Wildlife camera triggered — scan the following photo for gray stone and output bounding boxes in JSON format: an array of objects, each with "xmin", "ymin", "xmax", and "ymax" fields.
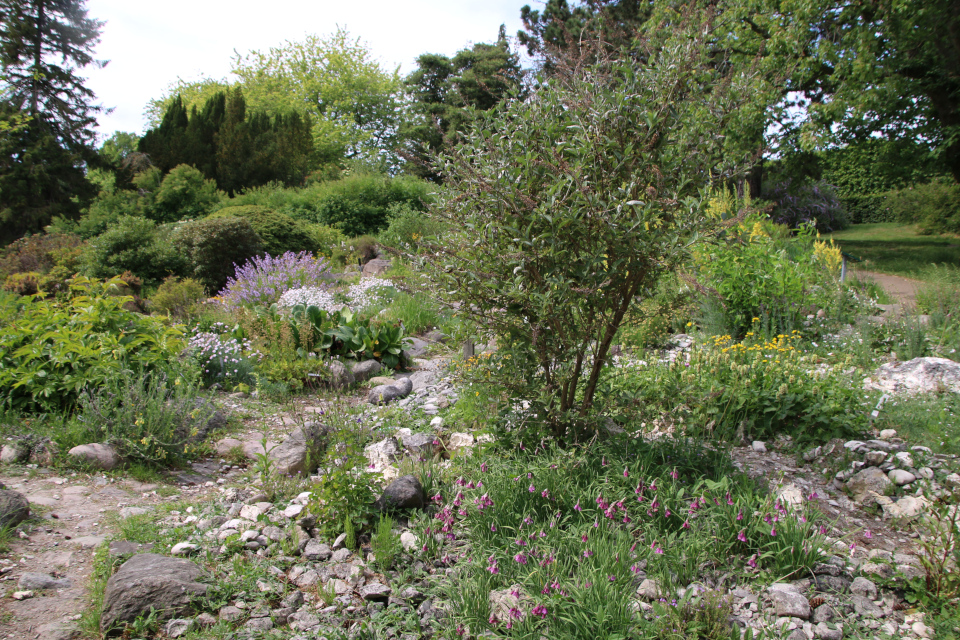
[
  {"xmin": 368, "ymin": 378, "xmax": 413, "ymax": 405},
  {"xmin": 1, "ymin": 441, "xmax": 30, "ymax": 464},
  {"xmin": 351, "ymin": 359, "xmax": 383, "ymax": 382},
  {"xmin": 109, "ymin": 540, "xmax": 153, "ymax": 557},
  {"xmin": 302, "ymin": 539, "xmax": 331, "ymax": 561},
  {"xmin": 281, "ymin": 590, "xmax": 304, "ymax": 610},
  {"xmin": 401, "ymin": 432, "xmax": 435, "ymax": 456},
  {"xmin": 362, "ymin": 259, "xmax": 392, "ymax": 277},
  {"xmin": 882, "ymin": 495, "xmax": 928, "ymax": 520},
  {"xmin": 865, "ymin": 356, "xmax": 960, "ymax": 395},
  {"xmin": 888, "ymin": 469, "xmax": 916, "ymax": 485},
  {"xmin": 245, "ymin": 617, "xmax": 274, "ymax": 631},
  {"xmin": 0, "ymin": 489, "xmax": 29, "ymax": 528},
  {"xmin": 845, "ymin": 467, "xmax": 893, "ymax": 501},
  {"xmin": 850, "ymin": 594, "xmax": 884, "ymax": 618},
  {"xmin": 218, "ymin": 605, "xmax": 243, "ymax": 622},
  {"xmin": 288, "ymin": 610, "xmax": 320, "ymax": 631},
  {"xmin": 68, "ymin": 443, "xmax": 121, "ymax": 470},
  {"xmin": 375, "ymin": 475, "xmax": 425, "ymax": 511},
  {"xmin": 18, "ymin": 572, "xmax": 73, "ymax": 590},
  {"xmin": 767, "ymin": 585, "xmax": 810, "ymax": 619},
  {"xmin": 331, "ymin": 548, "xmax": 352, "ymax": 563},
  {"xmin": 751, "ymin": 441, "xmax": 767, "ymax": 453},
  {"xmin": 195, "ymin": 612, "xmax": 217, "ymax": 627},
  {"xmin": 864, "ymin": 451, "xmax": 887, "ymax": 466},
  {"xmin": 326, "ymin": 360, "xmax": 355, "ymax": 389},
  {"xmin": 100, "ymin": 554, "xmax": 208, "ymax": 632},
  {"xmin": 814, "ymin": 575, "xmax": 850, "ymax": 593},
  {"xmin": 359, "ymin": 582, "xmax": 392, "ymax": 601},
  {"xmin": 404, "ymin": 338, "xmax": 430, "ymax": 359},
  {"xmin": 400, "ymin": 531, "xmax": 419, "ymax": 552},
  {"xmin": 637, "ymin": 579, "xmax": 660, "ymax": 599},
  {"xmin": 812, "ymin": 604, "xmax": 834, "ymax": 624},
  {"xmin": 814, "ymin": 622, "xmax": 843, "ymax": 640},
  {"xmin": 28, "ymin": 439, "xmax": 58, "ymax": 466},
  {"xmin": 32, "ymin": 622, "xmax": 79, "ymax": 640},
  {"xmin": 364, "ymin": 437, "xmax": 402, "ymax": 468},
  {"xmin": 408, "ymin": 370, "xmax": 437, "ymax": 391},
  {"xmin": 164, "ymin": 619, "xmax": 193, "ymax": 638},
  {"xmin": 268, "ymin": 422, "xmax": 330, "ymax": 476},
  {"xmin": 170, "ymin": 542, "xmax": 199, "ymax": 556},
  {"xmin": 850, "ymin": 577, "xmax": 877, "ymax": 599}
]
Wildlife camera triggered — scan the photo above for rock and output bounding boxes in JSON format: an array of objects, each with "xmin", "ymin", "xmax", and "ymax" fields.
[
  {"xmin": 32, "ymin": 622, "xmax": 79, "ymax": 640},
  {"xmin": 888, "ymin": 469, "xmax": 916, "ymax": 486},
  {"xmin": 405, "ymin": 338, "xmax": 430, "ymax": 359},
  {"xmin": 1, "ymin": 441, "xmax": 30, "ymax": 464},
  {"xmin": 218, "ymin": 605, "xmax": 243, "ymax": 622},
  {"xmin": 170, "ymin": 542, "xmax": 200, "ymax": 556},
  {"xmin": 0, "ymin": 489, "xmax": 29, "ymax": 528},
  {"xmin": 288, "ymin": 610, "xmax": 320, "ymax": 631},
  {"xmin": 882, "ymin": 495, "xmax": 928, "ymax": 520},
  {"xmin": 814, "ymin": 622, "xmax": 843, "ymax": 640},
  {"xmin": 400, "ymin": 531, "xmax": 419, "ymax": 552},
  {"xmin": 368, "ymin": 378, "xmax": 413, "ymax": 405},
  {"xmin": 118, "ymin": 507, "xmax": 149, "ymax": 518},
  {"xmin": 408, "ymin": 370, "xmax": 437, "ymax": 391},
  {"xmin": 449, "ymin": 433, "xmax": 475, "ymax": 450},
  {"xmin": 401, "ymin": 432, "xmax": 435, "ymax": 456},
  {"xmin": 945, "ymin": 473, "xmax": 960, "ymax": 490},
  {"xmin": 865, "ymin": 357, "xmax": 960, "ymax": 395},
  {"xmin": 850, "ymin": 594, "xmax": 884, "ymax": 618},
  {"xmin": 879, "ymin": 429, "xmax": 897, "ymax": 440},
  {"xmin": 18, "ymin": 572, "xmax": 73, "ymax": 590},
  {"xmin": 894, "ymin": 451, "xmax": 915, "ymax": 468},
  {"xmin": 109, "ymin": 540, "xmax": 153, "ymax": 557},
  {"xmin": 777, "ymin": 484, "xmax": 804, "ymax": 506},
  {"xmin": 195, "ymin": 612, "xmax": 217, "ymax": 627},
  {"xmin": 268, "ymin": 422, "xmax": 330, "ymax": 476},
  {"xmin": 859, "ymin": 562, "xmax": 892, "ymax": 579},
  {"xmin": 214, "ymin": 438, "xmax": 244, "ymax": 457},
  {"xmin": 326, "ymin": 360, "xmax": 355, "ymax": 389},
  {"xmin": 99, "ymin": 554, "xmax": 208, "ymax": 632},
  {"xmin": 751, "ymin": 441, "xmax": 767, "ymax": 453},
  {"xmin": 813, "ymin": 604, "xmax": 834, "ymax": 624},
  {"xmin": 864, "ymin": 451, "xmax": 887, "ymax": 466},
  {"xmin": 72, "ymin": 535, "xmax": 105, "ymax": 549},
  {"xmin": 637, "ymin": 579, "xmax": 660, "ymax": 599},
  {"xmin": 845, "ymin": 467, "xmax": 892, "ymax": 502},
  {"xmin": 367, "ymin": 376, "xmax": 396, "ymax": 387},
  {"xmin": 68, "ymin": 443, "xmax": 121, "ymax": 470},
  {"xmin": 282, "ymin": 590, "xmax": 304, "ymax": 610},
  {"xmin": 365, "ymin": 437, "xmax": 402, "ymax": 469},
  {"xmin": 489, "ymin": 585, "xmax": 528, "ymax": 620},
  {"xmin": 12, "ymin": 590, "xmax": 33, "ymax": 600},
  {"xmin": 164, "ymin": 619, "xmax": 193, "ymax": 638},
  {"xmin": 28, "ymin": 439, "xmax": 58, "ymax": 466},
  {"xmin": 767, "ymin": 585, "xmax": 810, "ymax": 619},
  {"xmin": 245, "ymin": 617, "xmax": 274, "ymax": 631},
  {"xmin": 302, "ymin": 539, "xmax": 332, "ymax": 561},
  {"xmin": 359, "ymin": 583, "xmax": 392, "ymax": 601},
  {"xmin": 850, "ymin": 577, "xmax": 877, "ymax": 599},
  {"xmin": 362, "ymin": 259, "xmax": 392, "ymax": 277},
  {"xmin": 351, "ymin": 359, "xmax": 383, "ymax": 382},
  {"xmin": 375, "ymin": 475, "xmax": 425, "ymax": 511},
  {"xmin": 814, "ymin": 575, "xmax": 850, "ymax": 593}
]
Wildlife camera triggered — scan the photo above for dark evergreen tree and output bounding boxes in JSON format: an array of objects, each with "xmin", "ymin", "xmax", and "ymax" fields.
[{"xmin": 0, "ymin": 0, "xmax": 105, "ymax": 241}]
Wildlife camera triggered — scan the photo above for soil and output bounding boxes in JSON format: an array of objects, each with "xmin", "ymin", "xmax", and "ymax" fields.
[{"xmin": 856, "ymin": 270, "xmax": 923, "ymax": 307}]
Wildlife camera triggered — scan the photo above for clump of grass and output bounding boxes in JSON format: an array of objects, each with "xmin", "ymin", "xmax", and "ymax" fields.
[
  {"xmin": 875, "ymin": 393, "xmax": 960, "ymax": 454},
  {"xmin": 371, "ymin": 514, "xmax": 402, "ymax": 571}
]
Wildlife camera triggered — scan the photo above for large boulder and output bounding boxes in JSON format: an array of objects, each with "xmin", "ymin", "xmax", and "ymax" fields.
[
  {"xmin": 100, "ymin": 554, "xmax": 208, "ymax": 633},
  {"xmin": 361, "ymin": 259, "xmax": 391, "ymax": 277},
  {"xmin": 68, "ymin": 443, "xmax": 121, "ymax": 470},
  {"xmin": 0, "ymin": 489, "xmax": 29, "ymax": 528},
  {"xmin": 375, "ymin": 475, "xmax": 425, "ymax": 511},
  {"xmin": 268, "ymin": 422, "xmax": 330, "ymax": 476},
  {"xmin": 351, "ymin": 359, "xmax": 383, "ymax": 383},
  {"xmin": 365, "ymin": 437, "xmax": 402, "ymax": 469},
  {"xmin": 326, "ymin": 360, "xmax": 355, "ymax": 389},
  {"xmin": 845, "ymin": 467, "xmax": 893, "ymax": 502},
  {"xmin": 0, "ymin": 441, "xmax": 30, "ymax": 464},
  {"xmin": 865, "ymin": 357, "xmax": 960, "ymax": 395},
  {"xmin": 368, "ymin": 377, "xmax": 413, "ymax": 405}
]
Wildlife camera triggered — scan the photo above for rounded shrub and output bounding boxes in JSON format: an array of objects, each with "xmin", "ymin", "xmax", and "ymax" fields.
[
  {"xmin": 173, "ymin": 216, "xmax": 263, "ymax": 293},
  {"xmin": 211, "ymin": 205, "xmax": 315, "ymax": 256},
  {"xmin": 150, "ymin": 164, "xmax": 222, "ymax": 223},
  {"xmin": 149, "ymin": 276, "xmax": 208, "ymax": 319},
  {"xmin": 82, "ymin": 216, "xmax": 185, "ymax": 286}
]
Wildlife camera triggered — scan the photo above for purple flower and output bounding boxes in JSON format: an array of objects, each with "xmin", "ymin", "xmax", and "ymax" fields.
[
  {"xmin": 218, "ymin": 252, "xmax": 331, "ymax": 309},
  {"xmin": 531, "ymin": 604, "xmax": 548, "ymax": 619}
]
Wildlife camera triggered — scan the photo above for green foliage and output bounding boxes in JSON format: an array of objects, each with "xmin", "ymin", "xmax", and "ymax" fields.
[
  {"xmin": 0, "ymin": 232, "xmax": 84, "ymax": 280},
  {"xmin": 1, "ymin": 271, "xmax": 40, "ymax": 295},
  {"xmin": 311, "ymin": 174, "xmax": 431, "ymax": 237},
  {"xmin": 172, "ymin": 216, "xmax": 263, "ymax": 293},
  {"xmin": 825, "ymin": 223, "xmax": 960, "ymax": 278},
  {"xmin": 344, "ymin": 515, "xmax": 357, "ymax": 551},
  {"xmin": 376, "ymin": 291, "xmax": 444, "ymax": 337},
  {"xmin": 370, "ymin": 514, "xmax": 401, "ymax": 571},
  {"xmin": 210, "ymin": 205, "xmax": 314, "ymax": 256},
  {"xmin": 149, "ymin": 164, "xmax": 222, "ymax": 223},
  {"xmin": 378, "ymin": 203, "xmax": 447, "ymax": 252},
  {"xmin": 883, "ymin": 178, "xmax": 960, "ymax": 235},
  {"xmin": 0, "ymin": 276, "xmax": 186, "ymax": 412},
  {"xmin": 282, "ymin": 304, "xmax": 409, "ymax": 369},
  {"xmin": 58, "ymin": 371, "xmax": 211, "ymax": 467},
  {"xmin": 650, "ymin": 590, "xmax": 737, "ymax": 640},
  {"xmin": 305, "ymin": 223, "xmax": 345, "ymax": 257},
  {"xmin": 82, "ymin": 216, "xmax": 184, "ymax": 286},
  {"xmin": 425, "ymin": 17, "xmax": 776, "ymax": 438},
  {"xmin": 149, "ymin": 276, "xmax": 207, "ymax": 319}
]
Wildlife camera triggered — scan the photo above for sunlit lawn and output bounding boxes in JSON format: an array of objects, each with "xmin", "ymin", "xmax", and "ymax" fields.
[{"xmin": 825, "ymin": 223, "xmax": 960, "ymax": 278}]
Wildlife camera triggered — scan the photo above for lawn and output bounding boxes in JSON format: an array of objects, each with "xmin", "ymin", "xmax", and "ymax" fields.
[{"xmin": 825, "ymin": 223, "xmax": 960, "ymax": 279}]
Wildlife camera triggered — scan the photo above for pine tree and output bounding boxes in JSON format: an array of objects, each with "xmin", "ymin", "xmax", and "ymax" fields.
[{"xmin": 0, "ymin": 0, "xmax": 105, "ymax": 241}]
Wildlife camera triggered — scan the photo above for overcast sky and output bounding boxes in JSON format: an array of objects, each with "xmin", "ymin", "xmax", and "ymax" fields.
[{"xmin": 84, "ymin": 0, "xmax": 531, "ymax": 141}]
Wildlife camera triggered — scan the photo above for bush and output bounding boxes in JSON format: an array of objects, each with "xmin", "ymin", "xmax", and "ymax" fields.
[
  {"xmin": 305, "ymin": 223, "xmax": 345, "ymax": 258},
  {"xmin": 1, "ymin": 272, "xmax": 40, "ymax": 295},
  {"xmin": 172, "ymin": 216, "xmax": 264, "ymax": 293},
  {"xmin": 764, "ymin": 179, "xmax": 849, "ymax": 231},
  {"xmin": 0, "ymin": 276, "xmax": 186, "ymax": 412},
  {"xmin": 187, "ymin": 329, "xmax": 260, "ymax": 389},
  {"xmin": 379, "ymin": 202, "xmax": 447, "ymax": 252},
  {"xmin": 149, "ymin": 164, "xmax": 222, "ymax": 223},
  {"xmin": 217, "ymin": 252, "xmax": 332, "ymax": 309},
  {"xmin": 149, "ymin": 276, "xmax": 207, "ymax": 319},
  {"xmin": 883, "ymin": 178, "xmax": 960, "ymax": 235},
  {"xmin": 211, "ymin": 205, "xmax": 315, "ymax": 256},
  {"xmin": 308, "ymin": 173, "xmax": 432, "ymax": 237},
  {"xmin": 0, "ymin": 233, "xmax": 85, "ymax": 279},
  {"xmin": 82, "ymin": 216, "xmax": 185, "ymax": 286}
]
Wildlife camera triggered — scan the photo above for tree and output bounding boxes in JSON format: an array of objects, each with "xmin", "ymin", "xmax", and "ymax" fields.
[
  {"xmin": 0, "ymin": 0, "xmax": 105, "ymax": 241},
  {"xmin": 424, "ymin": 7, "xmax": 776, "ymax": 439},
  {"xmin": 400, "ymin": 27, "xmax": 525, "ymax": 181}
]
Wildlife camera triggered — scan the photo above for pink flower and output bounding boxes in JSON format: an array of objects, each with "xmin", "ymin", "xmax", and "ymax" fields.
[
  {"xmin": 624, "ymin": 467, "xmax": 629, "ymax": 478},
  {"xmin": 737, "ymin": 529, "xmax": 747, "ymax": 543},
  {"xmin": 541, "ymin": 489, "xmax": 549, "ymax": 498},
  {"xmin": 481, "ymin": 462, "xmax": 488, "ymax": 472},
  {"xmin": 488, "ymin": 614, "xmax": 497, "ymax": 625},
  {"xmin": 584, "ymin": 549, "xmax": 594, "ymax": 558},
  {"xmin": 514, "ymin": 553, "xmax": 528, "ymax": 564},
  {"xmin": 808, "ymin": 492, "xmax": 818, "ymax": 500},
  {"xmin": 491, "ymin": 524, "xmax": 497, "ymax": 532},
  {"xmin": 770, "ymin": 527, "xmax": 777, "ymax": 537},
  {"xmin": 582, "ymin": 534, "xmax": 589, "ymax": 542},
  {"xmin": 602, "ymin": 456, "xmax": 607, "ymax": 466},
  {"xmin": 663, "ymin": 509, "xmax": 671, "ymax": 518},
  {"xmin": 682, "ymin": 520, "xmax": 690, "ymax": 529},
  {"xmin": 529, "ymin": 484, "xmax": 536, "ymax": 493},
  {"xmin": 670, "ymin": 469, "xmax": 679, "ymax": 480},
  {"xmin": 737, "ymin": 510, "xmax": 743, "ymax": 521},
  {"xmin": 726, "ymin": 493, "xmax": 734, "ymax": 506},
  {"xmin": 747, "ymin": 556, "xmax": 757, "ymax": 568},
  {"xmin": 864, "ymin": 529, "xmax": 873, "ymax": 539},
  {"xmin": 574, "ymin": 501, "xmax": 582, "ymax": 511},
  {"xmin": 608, "ymin": 575, "xmax": 616, "ymax": 582},
  {"xmin": 510, "ymin": 607, "xmax": 523, "ymax": 620},
  {"xmin": 531, "ymin": 604, "xmax": 548, "ymax": 619}
]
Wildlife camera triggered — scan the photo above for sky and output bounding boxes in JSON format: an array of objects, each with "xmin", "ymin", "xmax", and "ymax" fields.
[{"xmin": 84, "ymin": 0, "xmax": 531, "ymax": 140}]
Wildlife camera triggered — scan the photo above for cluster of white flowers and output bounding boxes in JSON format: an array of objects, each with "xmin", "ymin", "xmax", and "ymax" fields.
[{"xmin": 277, "ymin": 277, "xmax": 395, "ymax": 312}]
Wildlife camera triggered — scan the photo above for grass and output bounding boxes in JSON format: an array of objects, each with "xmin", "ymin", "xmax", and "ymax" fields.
[
  {"xmin": 876, "ymin": 393, "xmax": 960, "ymax": 455},
  {"xmin": 825, "ymin": 223, "xmax": 960, "ymax": 278}
]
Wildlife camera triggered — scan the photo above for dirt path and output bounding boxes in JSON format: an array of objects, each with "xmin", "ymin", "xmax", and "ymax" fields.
[{"xmin": 855, "ymin": 270, "xmax": 923, "ymax": 307}]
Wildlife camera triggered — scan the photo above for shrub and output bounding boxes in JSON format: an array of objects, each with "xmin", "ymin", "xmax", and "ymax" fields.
[
  {"xmin": 883, "ymin": 178, "xmax": 960, "ymax": 235},
  {"xmin": 149, "ymin": 164, "xmax": 222, "ymax": 223},
  {"xmin": 149, "ymin": 276, "xmax": 207, "ymax": 319},
  {"xmin": 305, "ymin": 223, "xmax": 345, "ymax": 258},
  {"xmin": 308, "ymin": 173, "xmax": 432, "ymax": 237},
  {"xmin": 1, "ymin": 272, "xmax": 40, "ymax": 295},
  {"xmin": 764, "ymin": 179, "xmax": 849, "ymax": 231},
  {"xmin": 211, "ymin": 205, "xmax": 314, "ymax": 256},
  {"xmin": 0, "ymin": 276, "xmax": 186, "ymax": 412},
  {"xmin": 82, "ymin": 216, "xmax": 185, "ymax": 286},
  {"xmin": 379, "ymin": 202, "xmax": 447, "ymax": 252},
  {"xmin": 187, "ymin": 329, "xmax": 260, "ymax": 389},
  {"xmin": 173, "ymin": 216, "xmax": 264, "ymax": 293},
  {"xmin": 217, "ymin": 251, "xmax": 332, "ymax": 309},
  {"xmin": 0, "ymin": 233, "xmax": 85, "ymax": 279}
]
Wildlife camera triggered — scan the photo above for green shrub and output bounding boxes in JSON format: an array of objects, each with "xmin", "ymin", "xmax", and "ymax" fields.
[
  {"xmin": 884, "ymin": 178, "xmax": 960, "ymax": 235},
  {"xmin": 1, "ymin": 272, "xmax": 40, "ymax": 295},
  {"xmin": 305, "ymin": 223, "xmax": 345, "ymax": 258},
  {"xmin": 0, "ymin": 233, "xmax": 85, "ymax": 279},
  {"xmin": 149, "ymin": 276, "xmax": 207, "ymax": 319},
  {"xmin": 840, "ymin": 193, "xmax": 897, "ymax": 223},
  {"xmin": 172, "ymin": 216, "xmax": 263, "ymax": 293},
  {"xmin": 149, "ymin": 164, "xmax": 222, "ymax": 223},
  {"xmin": 764, "ymin": 179, "xmax": 850, "ymax": 231},
  {"xmin": 82, "ymin": 216, "xmax": 185, "ymax": 286},
  {"xmin": 379, "ymin": 202, "xmax": 447, "ymax": 252},
  {"xmin": 211, "ymin": 205, "xmax": 315, "ymax": 256},
  {"xmin": 0, "ymin": 276, "xmax": 186, "ymax": 412},
  {"xmin": 309, "ymin": 173, "xmax": 432, "ymax": 237}
]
